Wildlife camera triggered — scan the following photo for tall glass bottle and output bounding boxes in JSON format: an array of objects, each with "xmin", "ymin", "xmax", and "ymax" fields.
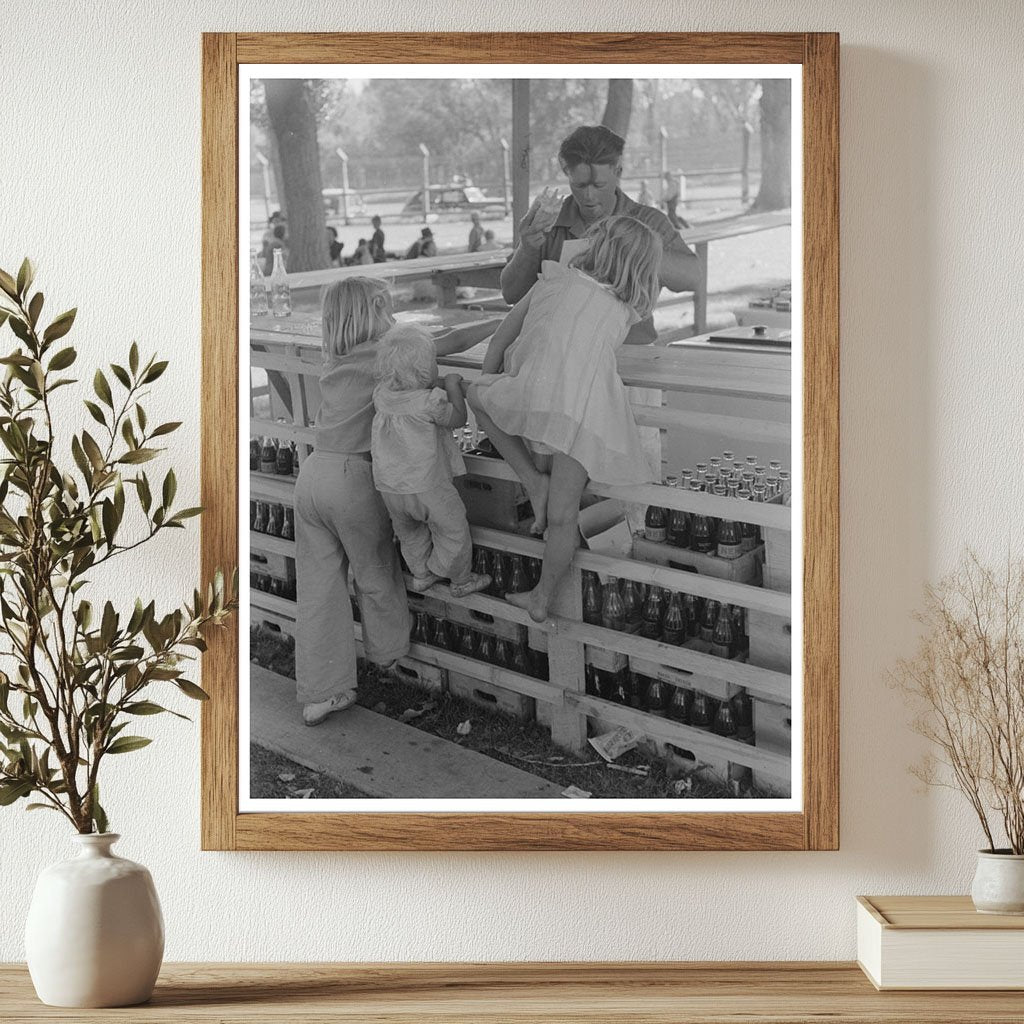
[
  {"xmin": 472, "ymin": 546, "xmax": 490, "ymax": 581},
  {"xmin": 682, "ymin": 593, "xmax": 701, "ymax": 638},
  {"xmin": 644, "ymin": 676, "xmax": 667, "ymax": 716},
  {"xmin": 249, "ymin": 249, "xmax": 269, "ymax": 316},
  {"xmin": 622, "ymin": 578, "xmax": 644, "ymax": 632},
  {"xmin": 508, "ymin": 555, "xmax": 529, "ymax": 594},
  {"xmin": 275, "ymin": 437, "xmax": 293, "ymax": 476},
  {"xmin": 259, "ymin": 435, "xmax": 278, "ymax": 475},
  {"xmin": 511, "ymin": 642, "xmax": 531, "ymax": 676},
  {"xmin": 270, "ymin": 249, "xmax": 291, "ymax": 317},
  {"xmin": 490, "ymin": 552, "xmax": 508, "ymax": 598},
  {"xmin": 601, "ymin": 576, "xmax": 626, "ymax": 631},
  {"xmin": 493, "ymin": 637, "xmax": 511, "ymax": 669},
  {"xmin": 476, "ymin": 632, "xmax": 494, "ymax": 664},
  {"xmin": 641, "ymin": 586, "xmax": 664, "ymax": 639},
  {"xmin": 711, "ymin": 603, "xmax": 735, "ymax": 658},
  {"xmin": 689, "ymin": 481, "xmax": 714, "ymax": 553},
  {"xmin": 668, "ymin": 477, "xmax": 690, "ymax": 548},
  {"xmin": 700, "ymin": 599, "xmax": 720, "ymax": 643},
  {"xmin": 737, "ymin": 487, "xmax": 759, "ymax": 553},
  {"xmin": 668, "ymin": 685, "xmax": 692, "ymax": 723},
  {"xmin": 644, "ymin": 500, "xmax": 667, "ymax": 543},
  {"xmin": 582, "ymin": 572, "xmax": 602, "ymax": 625},
  {"xmin": 716, "ymin": 516, "xmax": 743, "ymax": 559},
  {"xmin": 689, "ymin": 691, "xmax": 714, "ymax": 731},
  {"xmin": 661, "ymin": 592, "xmax": 685, "ymax": 646},
  {"xmin": 458, "ymin": 627, "xmax": 477, "ymax": 658}
]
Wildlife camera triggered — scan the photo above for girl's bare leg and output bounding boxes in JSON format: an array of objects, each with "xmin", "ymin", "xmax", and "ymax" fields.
[
  {"xmin": 506, "ymin": 453, "xmax": 588, "ymax": 623},
  {"xmin": 467, "ymin": 392, "xmax": 550, "ymax": 534}
]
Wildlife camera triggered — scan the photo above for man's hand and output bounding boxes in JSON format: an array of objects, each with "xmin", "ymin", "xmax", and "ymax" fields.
[{"xmin": 519, "ymin": 188, "xmax": 562, "ymax": 250}]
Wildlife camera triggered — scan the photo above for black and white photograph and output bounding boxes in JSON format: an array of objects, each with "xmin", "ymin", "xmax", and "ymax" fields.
[{"xmin": 242, "ymin": 64, "xmax": 800, "ymax": 811}]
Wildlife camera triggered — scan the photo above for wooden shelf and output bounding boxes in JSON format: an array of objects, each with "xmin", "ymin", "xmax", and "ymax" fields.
[{"xmin": 1, "ymin": 962, "xmax": 1019, "ymax": 1022}]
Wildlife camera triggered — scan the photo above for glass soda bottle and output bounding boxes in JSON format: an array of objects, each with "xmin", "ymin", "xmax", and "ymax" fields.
[
  {"xmin": 661, "ymin": 592, "xmax": 685, "ymax": 646},
  {"xmin": 511, "ymin": 642, "xmax": 531, "ymax": 676},
  {"xmin": 493, "ymin": 638, "xmax": 511, "ymax": 669},
  {"xmin": 716, "ymin": 516, "xmax": 743, "ymax": 559},
  {"xmin": 490, "ymin": 553, "xmax": 508, "ymax": 597},
  {"xmin": 668, "ymin": 685, "xmax": 691, "ymax": 723},
  {"xmin": 270, "ymin": 249, "xmax": 291, "ymax": 318},
  {"xmin": 249, "ymin": 249, "xmax": 269, "ymax": 316},
  {"xmin": 622, "ymin": 578, "xmax": 643, "ymax": 632},
  {"xmin": 459, "ymin": 627, "xmax": 477, "ymax": 658},
  {"xmin": 582, "ymin": 572, "xmax": 602, "ymax": 625},
  {"xmin": 641, "ymin": 586, "xmax": 664, "ymax": 639},
  {"xmin": 713, "ymin": 700, "xmax": 738, "ymax": 738},
  {"xmin": 732, "ymin": 690, "xmax": 755, "ymax": 743},
  {"xmin": 601, "ymin": 576, "xmax": 626, "ymax": 631},
  {"xmin": 731, "ymin": 604, "xmax": 748, "ymax": 654},
  {"xmin": 249, "ymin": 437, "xmax": 260, "ymax": 471},
  {"xmin": 275, "ymin": 438, "xmax": 293, "ymax": 476},
  {"xmin": 689, "ymin": 481, "xmax": 714, "ymax": 553},
  {"xmin": 711, "ymin": 604, "xmax": 735, "ymax": 658},
  {"xmin": 259, "ymin": 435, "xmax": 277, "ymax": 475},
  {"xmin": 644, "ymin": 500, "xmax": 667, "ymax": 543},
  {"xmin": 266, "ymin": 503, "xmax": 283, "ymax": 537},
  {"xmin": 700, "ymin": 599, "xmax": 720, "ymax": 643},
  {"xmin": 413, "ymin": 613, "xmax": 430, "ymax": 644},
  {"xmin": 472, "ymin": 546, "xmax": 490, "ymax": 580},
  {"xmin": 683, "ymin": 593, "xmax": 701, "ymax": 638},
  {"xmin": 508, "ymin": 555, "xmax": 529, "ymax": 595},
  {"xmin": 477, "ymin": 632, "xmax": 494, "ymax": 664},
  {"xmin": 252, "ymin": 500, "xmax": 267, "ymax": 534},
  {"xmin": 430, "ymin": 617, "xmax": 450, "ymax": 651},
  {"xmin": 290, "ymin": 441, "xmax": 300, "ymax": 478},
  {"xmin": 690, "ymin": 691, "xmax": 714, "ymax": 731},
  {"xmin": 737, "ymin": 487, "xmax": 759, "ymax": 553},
  {"xmin": 668, "ymin": 478, "xmax": 690, "ymax": 548}
]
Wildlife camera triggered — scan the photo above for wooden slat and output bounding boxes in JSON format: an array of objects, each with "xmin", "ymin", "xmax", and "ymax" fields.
[
  {"xmin": 3, "ymin": 961, "xmax": 1022, "ymax": 1022},
  {"xmin": 683, "ymin": 208, "xmax": 791, "ymax": 245},
  {"xmin": 632, "ymin": 404, "xmax": 790, "ymax": 445}
]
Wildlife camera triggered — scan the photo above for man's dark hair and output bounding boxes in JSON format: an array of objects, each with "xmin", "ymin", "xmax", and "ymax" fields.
[{"xmin": 558, "ymin": 125, "xmax": 625, "ymax": 171}]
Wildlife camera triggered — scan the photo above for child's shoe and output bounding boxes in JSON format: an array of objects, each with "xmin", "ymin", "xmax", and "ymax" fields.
[
  {"xmin": 449, "ymin": 572, "xmax": 491, "ymax": 599},
  {"xmin": 302, "ymin": 690, "xmax": 357, "ymax": 726}
]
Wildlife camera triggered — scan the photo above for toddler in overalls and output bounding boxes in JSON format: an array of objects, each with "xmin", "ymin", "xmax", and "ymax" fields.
[{"xmin": 371, "ymin": 324, "xmax": 491, "ymax": 598}]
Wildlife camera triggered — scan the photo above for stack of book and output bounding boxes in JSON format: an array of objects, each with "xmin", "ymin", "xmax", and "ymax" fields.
[{"xmin": 857, "ymin": 895, "xmax": 1024, "ymax": 990}]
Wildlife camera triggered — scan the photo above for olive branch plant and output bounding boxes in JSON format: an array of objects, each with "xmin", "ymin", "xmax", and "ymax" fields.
[
  {"xmin": 0, "ymin": 259, "xmax": 236, "ymax": 834},
  {"xmin": 894, "ymin": 551, "xmax": 1024, "ymax": 854}
]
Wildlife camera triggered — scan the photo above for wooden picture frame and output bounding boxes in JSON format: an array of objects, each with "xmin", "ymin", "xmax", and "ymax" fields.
[{"xmin": 202, "ymin": 32, "xmax": 838, "ymax": 851}]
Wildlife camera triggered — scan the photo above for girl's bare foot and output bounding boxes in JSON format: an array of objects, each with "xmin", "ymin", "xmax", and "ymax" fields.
[
  {"xmin": 528, "ymin": 473, "xmax": 550, "ymax": 535},
  {"xmin": 506, "ymin": 588, "xmax": 550, "ymax": 624}
]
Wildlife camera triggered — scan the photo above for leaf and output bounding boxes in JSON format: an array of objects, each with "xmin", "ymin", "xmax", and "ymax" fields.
[
  {"xmin": 0, "ymin": 269, "xmax": 18, "ymax": 300},
  {"xmin": 76, "ymin": 600, "xmax": 93, "ymax": 630},
  {"xmin": 150, "ymin": 421, "xmax": 181, "ymax": 438},
  {"xmin": 16, "ymin": 258, "xmax": 34, "ymax": 298},
  {"xmin": 168, "ymin": 507, "xmax": 203, "ymax": 524},
  {"xmin": 101, "ymin": 498, "xmax": 117, "ymax": 547},
  {"xmin": 93, "ymin": 369, "xmax": 113, "ymax": 409},
  {"xmin": 8, "ymin": 317, "xmax": 31, "ymax": 345},
  {"xmin": 81, "ymin": 431, "xmax": 104, "ymax": 471},
  {"xmin": 26, "ymin": 803, "xmax": 61, "ymax": 813},
  {"xmin": 110, "ymin": 363, "xmax": 131, "ymax": 389},
  {"xmin": 105, "ymin": 736, "xmax": 152, "ymax": 755},
  {"xmin": 142, "ymin": 360, "xmax": 168, "ymax": 383},
  {"xmin": 118, "ymin": 448, "xmax": 157, "ymax": 465},
  {"xmin": 136, "ymin": 404, "xmax": 147, "ymax": 432},
  {"xmin": 42, "ymin": 308, "xmax": 76, "ymax": 344},
  {"xmin": 91, "ymin": 785, "xmax": 108, "ymax": 834},
  {"xmin": 27, "ymin": 292, "xmax": 43, "ymax": 328},
  {"xmin": 0, "ymin": 779, "xmax": 33, "ymax": 805},
  {"xmin": 129, "ymin": 342, "xmax": 139, "ymax": 376},
  {"xmin": 175, "ymin": 679, "xmax": 210, "ymax": 701},
  {"xmin": 136, "ymin": 473, "xmax": 152, "ymax": 513},
  {"xmin": 124, "ymin": 701, "xmax": 167, "ymax": 715},
  {"xmin": 48, "ymin": 346, "xmax": 76, "ymax": 371},
  {"xmin": 121, "ymin": 418, "xmax": 137, "ymax": 449},
  {"xmin": 83, "ymin": 400, "xmax": 106, "ymax": 427},
  {"xmin": 162, "ymin": 468, "xmax": 176, "ymax": 508}
]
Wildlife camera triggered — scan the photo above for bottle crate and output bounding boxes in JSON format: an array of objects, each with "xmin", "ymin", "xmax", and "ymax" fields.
[
  {"xmin": 443, "ymin": 601, "xmax": 528, "ymax": 644},
  {"xmin": 447, "ymin": 670, "xmax": 536, "ymax": 723},
  {"xmin": 746, "ymin": 609, "xmax": 792, "ymax": 674},
  {"xmin": 751, "ymin": 696, "xmax": 791, "ymax": 794},
  {"xmin": 631, "ymin": 535, "xmax": 763, "ymax": 584}
]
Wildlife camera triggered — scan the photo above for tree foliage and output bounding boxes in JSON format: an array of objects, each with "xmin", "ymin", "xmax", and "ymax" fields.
[{"xmin": 0, "ymin": 260, "xmax": 237, "ymax": 834}]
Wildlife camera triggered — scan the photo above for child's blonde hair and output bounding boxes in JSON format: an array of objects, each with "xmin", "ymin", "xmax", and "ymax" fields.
[
  {"xmin": 569, "ymin": 215, "xmax": 663, "ymax": 318},
  {"xmin": 374, "ymin": 323, "xmax": 437, "ymax": 391},
  {"xmin": 321, "ymin": 277, "xmax": 394, "ymax": 359}
]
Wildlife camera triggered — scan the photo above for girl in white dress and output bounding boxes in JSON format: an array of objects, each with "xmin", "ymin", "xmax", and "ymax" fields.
[{"xmin": 468, "ymin": 215, "xmax": 662, "ymax": 622}]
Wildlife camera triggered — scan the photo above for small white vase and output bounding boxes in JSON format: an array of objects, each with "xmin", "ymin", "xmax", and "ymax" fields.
[
  {"xmin": 971, "ymin": 849, "xmax": 1024, "ymax": 915},
  {"xmin": 25, "ymin": 833, "xmax": 164, "ymax": 1007}
]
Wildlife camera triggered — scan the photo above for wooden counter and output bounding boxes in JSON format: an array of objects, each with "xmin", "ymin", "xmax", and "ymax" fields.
[{"xmin": 2, "ymin": 962, "xmax": 1021, "ymax": 1022}]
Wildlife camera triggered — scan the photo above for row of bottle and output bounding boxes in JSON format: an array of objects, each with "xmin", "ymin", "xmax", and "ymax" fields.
[
  {"xmin": 251, "ymin": 435, "xmax": 300, "ymax": 477},
  {"xmin": 587, "ymin": 666, "xmax": 754, "ymax": 741},
  {"xmin": 250, "ymin": 500, "xmax": 295, "ymax": 540},
  {"xmin": 410, "ymin": 611, "xmax": 549, "ymax": 680},
  {"xmin": 250, "ymin": 570, "xmax": 296, "ymax": 600},
  {"xmin": 642, "ymin": 453, "xmax": 790, "ymax": 559},
  {"xmin": 582, "ymin": 572, "xmax": 747, "ymax": 659},
  {"xmin": 250, "ymin": 249, "xmax": 291, "ymax": 318},
  {"xmin": 472, "ymin": 546, "xmax": 542, "ymax": 598}
]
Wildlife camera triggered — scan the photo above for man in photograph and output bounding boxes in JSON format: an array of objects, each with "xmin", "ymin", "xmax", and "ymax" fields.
[{"xmin": 500, "ymin": 124, "xmax": 703, "ymax": 344}]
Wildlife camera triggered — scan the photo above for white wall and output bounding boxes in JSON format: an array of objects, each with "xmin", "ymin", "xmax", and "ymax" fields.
[{"xmin": 2, "ymin": 0, "xmax": 1022, "ymax": 962}]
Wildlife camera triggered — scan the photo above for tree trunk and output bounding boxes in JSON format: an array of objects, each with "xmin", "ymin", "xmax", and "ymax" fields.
[
  {"xmin": 264, "ymin": 79, "xmax": 327, "ymax": 272},
  {"xmin": 601, "ymin": 80, "xmax": 634, "ymax": 139},
  {"xmin": 751, "ymin": 79, "xmax": 791, "ymax": 212}
]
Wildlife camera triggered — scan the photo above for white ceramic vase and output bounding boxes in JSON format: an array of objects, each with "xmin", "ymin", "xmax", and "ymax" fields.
[
  {"xmin": 971, "ymin": 850, "xmax": 1024, "ymax": 915},
  {"xmin": 25, "ymin": 833, "xmax": 164, "ymax": 1007}
]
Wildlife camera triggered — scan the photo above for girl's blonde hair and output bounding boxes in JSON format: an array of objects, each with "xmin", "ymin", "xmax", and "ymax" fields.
[
  {"xmin": 568, "ymin": 215, "xmax": 663, "ymax": 318},
  {"xmin": 374, "ymin": 323, "xmax": 437, "ymax": 391},
  {"xmin": 321, "ymin": 277, "xmax": 394, "ymax": 359}
]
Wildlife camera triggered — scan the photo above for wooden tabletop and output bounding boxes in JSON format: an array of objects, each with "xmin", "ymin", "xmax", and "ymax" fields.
[{"xmin": 3, "ymin": 962, "xmax": 1023, "ymax": 1022}]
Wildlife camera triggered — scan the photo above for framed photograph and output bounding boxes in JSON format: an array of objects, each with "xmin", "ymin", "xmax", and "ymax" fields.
[{"xmin": 201, "ymin": 32, "xmax": 838, "ymax": 850}]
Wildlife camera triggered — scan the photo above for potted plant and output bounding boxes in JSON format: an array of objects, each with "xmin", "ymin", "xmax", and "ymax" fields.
[
  {"xmin": 0, "ymin": 260, "xmax": 236, "ymax": 1005},
  {"xmin": 895, "ymin": 552, "xmax": 1024, "ymax": 914}
]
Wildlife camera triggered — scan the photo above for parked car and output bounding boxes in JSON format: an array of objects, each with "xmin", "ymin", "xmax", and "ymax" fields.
[
  {"xmin": 322, "ymin": 188, "xmax": 366, "ymax": 216},
  {"xmin": 401, "ymin": 185, "xmax": 506, "ymax": 215}
]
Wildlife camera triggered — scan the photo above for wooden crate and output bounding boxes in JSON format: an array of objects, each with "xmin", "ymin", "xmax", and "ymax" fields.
[
  {"xmin": 632, "ymin": 535, "xmax": 763, "ymax": 584},
  {"xmin": 747, "ymin": 609, "xmax": 792, "ymax": 674},
  {"xmin": 444, "ymin": 601, "xmax": 528, "ymax": 644},
  {"xmin": 389, "ymin": 658, "xmax": 447, "ymax": 695},
  {"xmin": 762, "ymin": 495, "xmax": 792, "ymax": 593},
  {"xmin": 403, "ymin": 589, "xmax": 448, "ymax": 622},
  {"xmin": 454, "ymin": 473, "xmax": 533, "ymax": 533},
  {"xmin": 448, "ymin": 670, "xmax": 535, "ymax": 723},
  {"xmin": 752, "ymin": 696, "xmax": 791, "ymax": 794}
]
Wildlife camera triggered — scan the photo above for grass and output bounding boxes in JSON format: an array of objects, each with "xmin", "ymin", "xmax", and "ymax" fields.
[
  {"xmin": 250, "ymin": 625, "xmax": 762, "ymax": 801},
  {"xmin": 249, "ymin": 743, "xmax": 367, "ymax": 800}
]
